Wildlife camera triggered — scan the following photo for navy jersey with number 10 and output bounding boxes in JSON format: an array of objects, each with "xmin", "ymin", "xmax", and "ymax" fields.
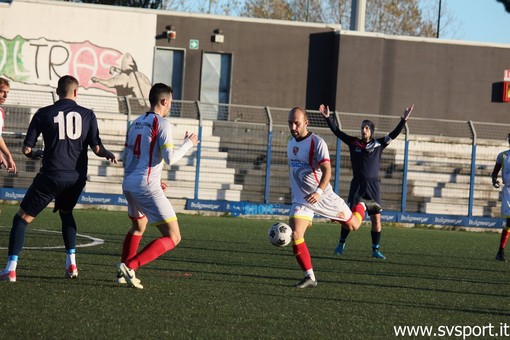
[{"xmin": 23, "ymin": 98, "xmax": 102, "ymax": 181}]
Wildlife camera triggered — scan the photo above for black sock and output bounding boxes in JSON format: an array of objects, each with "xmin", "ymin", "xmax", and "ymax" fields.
[
  {"xmin": 8, "ymin": 214, "xmax": 29, "ymax": 256},
  {"xmin": 340, "ymin": 228, "xmax": 350, "ymax": 243},
  {"xmin": 60, "ymin": 212, "xmax": 77, "ymax": 250},
  {"xmin": 371, "ymin": 231, "xmax": 381, "ymax": 250}
]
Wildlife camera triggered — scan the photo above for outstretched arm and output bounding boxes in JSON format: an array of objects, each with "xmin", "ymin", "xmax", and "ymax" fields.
[
  {"xmin": 319, "ymin": 104, "xmax": 352, "ymax": 143},
  {"xmin": 166, "ymin": 131, "xmax": 200, "ymax": 166},
  {"xmin": 388, "ymin": 104, "xmax": 414, "ymax": 140}
]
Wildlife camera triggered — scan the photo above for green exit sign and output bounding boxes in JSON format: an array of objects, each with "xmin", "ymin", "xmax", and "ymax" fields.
[{"xmin": 189, "ymin": 39, "xmax": 199, "ymax": 50}]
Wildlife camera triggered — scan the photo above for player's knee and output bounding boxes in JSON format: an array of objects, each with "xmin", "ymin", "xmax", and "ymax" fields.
[
  {"xmin": 343, "ymin": 222, "xmax": 359, "ymax": 231},
  {"xmin": 171, "ymin": 233, "xmax": 181, "ymax": 246}
]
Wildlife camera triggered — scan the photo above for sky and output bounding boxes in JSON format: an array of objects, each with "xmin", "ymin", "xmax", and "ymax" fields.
[{"xmin": 440, "ymin": 0, "xmax": 510, "ymax": 45}]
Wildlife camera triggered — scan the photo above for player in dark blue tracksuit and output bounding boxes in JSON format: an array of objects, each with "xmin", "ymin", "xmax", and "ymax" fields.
[
  {"xmin": 0, "ymin": 75, "xmax": 117, "ymax": 283},
  {"xmin": 320, "ymin": 104, "xmax": 413, "ymax": 259}
]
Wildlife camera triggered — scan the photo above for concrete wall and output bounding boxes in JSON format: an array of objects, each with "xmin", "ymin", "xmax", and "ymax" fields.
[{"xmin": 1, "ymin": 0, "xmax": 509, "ymax": 122}]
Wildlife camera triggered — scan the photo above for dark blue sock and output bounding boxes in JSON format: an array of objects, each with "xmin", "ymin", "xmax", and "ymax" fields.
[
  {"xmin": 340, "ymin": 228, "xmax": 350, "ymax": 243},
  {"xmin": 8, "ymin": 214, "xmax": 29, "ymax": 257},
  {"xmin": 60, "ymin": 212, "xmax": 77, "ymax": 250},
  {"xmin": 371, "ymin": 231, "xmax": 381, "ymax": 250}
]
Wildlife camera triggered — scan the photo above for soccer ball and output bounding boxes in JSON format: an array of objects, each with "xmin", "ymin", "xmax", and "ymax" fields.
[{"xmin": 268, "ymin": 222, "xmax": 293, "ymax": 247}]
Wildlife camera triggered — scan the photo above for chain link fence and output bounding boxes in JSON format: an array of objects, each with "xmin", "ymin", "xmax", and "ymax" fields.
[{"xmin": 1, "ymin": 89, "xmax": 507, "ymax": 217}]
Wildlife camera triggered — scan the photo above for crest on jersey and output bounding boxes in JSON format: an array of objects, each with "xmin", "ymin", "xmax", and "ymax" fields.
[
  {"xmin": 293, "ymin": 146, "xmax": 299, "ymax": 155},
  {"xmin": 337, "ymin": 212, "xmax": 345, "ymax": 220}
]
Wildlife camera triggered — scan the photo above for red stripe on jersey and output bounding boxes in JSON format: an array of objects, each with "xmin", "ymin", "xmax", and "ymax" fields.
[
  {"xmin": 147, "ymin": 116, "xmax": 159, "ymax": 184},
  {"xmin": 318, "ymin": 158, "xmax": 330, "ymax": 165},
  {"xmin": 0, "ymin": 107, "xmax": 4, "ymax": 131},
  {"xmin": 308, "ymin": 137, "xmax": 320, "ymax": 184}
]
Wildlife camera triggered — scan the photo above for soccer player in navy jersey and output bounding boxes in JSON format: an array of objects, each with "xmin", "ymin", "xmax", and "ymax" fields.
[
  {"xmin": 320, "ymin": 104, "xmax": 413, "ymax": 259},
  {"xmin": 0, "ymin": 75, "xmax": 117, "ymax": 283},
  {"xmin": 491, "ymin": 133, "xmax": 510, "ymax": 262},
  {"xmin": 116, "ymin": 83, "xmax": 198, "ymax": 289},
  {"xmin": 287, "ymin": 107, "xmax": 380, "ymax": 288}
]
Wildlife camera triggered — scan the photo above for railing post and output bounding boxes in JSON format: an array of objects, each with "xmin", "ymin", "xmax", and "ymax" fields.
[
  {"xmin": 194, "ymin": 101, "xmax": 203, "ymax": 200},
  {"xmin": 401, "ymin": 122, "xmax": 410, "ymax": 213},
  {"xmin": 333, "ymin": 111, "xmax": 342, "ymax": 194},
  {"xmin": 125, "ymin": 96, "xmax": 132, "ymax": 126},
  {"xmin": 468, "ymin": 120, "xmax": 477, "ymax": 217},
  {"xmin": 264, "ymin": 107, "xmax": 273, "ymax": 204}
]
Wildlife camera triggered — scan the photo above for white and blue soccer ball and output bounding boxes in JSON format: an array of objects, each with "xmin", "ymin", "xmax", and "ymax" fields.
[{"xmin": 268, "ymin": 222, "xmax": 293, "ymax": 247}]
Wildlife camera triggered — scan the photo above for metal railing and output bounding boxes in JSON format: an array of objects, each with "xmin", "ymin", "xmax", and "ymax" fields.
[{"xmin": 1, "ymin": 89, "xmax": 507, "ymax": 220}]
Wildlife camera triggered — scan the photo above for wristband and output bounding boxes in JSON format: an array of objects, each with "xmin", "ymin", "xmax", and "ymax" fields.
[{"xmin": 315, "ymin": 188, "xmax": 324, "ymax": 196}]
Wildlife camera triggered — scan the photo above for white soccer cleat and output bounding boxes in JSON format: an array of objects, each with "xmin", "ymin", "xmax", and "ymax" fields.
[
  {"xmin": 65, "ymin": 264, "xmax": 79, "ymax": 279},
  {"xmin": 0, "ymin": 269, "xmax": 16, "ymax": 283},
  {"xmin": 117, "ymin": 263, "xmax": 143, "ymax": 289}
]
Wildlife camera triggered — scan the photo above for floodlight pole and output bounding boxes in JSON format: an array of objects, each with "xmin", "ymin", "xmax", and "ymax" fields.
[{"xmin": 436, "ymin": 0, "xmax": 442, "ymax": 38}]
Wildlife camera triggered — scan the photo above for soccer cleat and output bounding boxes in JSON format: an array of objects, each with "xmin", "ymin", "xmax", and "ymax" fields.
[
  {"xmin": 66, "ymin": 264, "xmax": 79, "ymax": 279},
  {"xmin": 0, "ymin": 270, "xmax": 16, "ymax": 283},
  {"xmin": 496, "ymin": 251, "xmax": 507, "ymax": 262},
  {"xmin": 357, "ymin": 197, "xmax": 382, "ymax": 215},
  {"xmin": 115, "ymin": 273, "xmax": 127, "ymax": 284},
  {"xmin": 372, "ymin": 249, "xmax": 386, "ymax": 259},
  {"xmin": 117, "ymin": 263, "xmax": 143, "ymax": 289},
  {"xmin": 334, "ymin": 243, "xmax": 345, "ymax": 256},
  {"xmin": 294, "ymin": 275, "xmax": 317, "ymax": 289}
]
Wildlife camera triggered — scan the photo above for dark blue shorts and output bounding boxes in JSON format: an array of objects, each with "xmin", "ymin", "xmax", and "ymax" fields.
[
  {"xmin": 20, "ymin": 173, "xmax": 86, "ymax": 217},
  {"xmin": 347, "ymin": 178, "xmax": 381, "ymax": 209}
]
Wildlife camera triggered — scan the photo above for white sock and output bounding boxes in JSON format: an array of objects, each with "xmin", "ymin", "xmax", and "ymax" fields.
[
  {"xmin": 6, "ymin": 260, "xmax": 17, "ymax": 272},
  {"xmin": 66, "ymin": 252, "xmax": 76, "ymax": 268},
  {"xmin": 305, "ymin": 269, "xmax": 315, "ymax": 281}
]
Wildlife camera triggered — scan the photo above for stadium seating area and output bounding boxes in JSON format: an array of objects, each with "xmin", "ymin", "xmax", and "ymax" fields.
[{"xmin": 0, "ymin": 108, "xmax": 504, "ymax": 218}]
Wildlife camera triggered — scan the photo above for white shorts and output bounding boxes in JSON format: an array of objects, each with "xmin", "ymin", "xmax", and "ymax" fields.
[
  {"xmin": 290, "ymin": 191, "xmax": 352, "ymax": 223},
  {"xmin": 123, "ymin": 187, "xmax": 177, "ymax": 225},
  {"xmin": 502, "ymin": 186, "xmax": 510, "ymax": 218}
]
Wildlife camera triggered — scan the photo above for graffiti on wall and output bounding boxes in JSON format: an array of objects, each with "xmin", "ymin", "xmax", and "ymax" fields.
[{"xmin": 0, "ymin": 35, "xmax": 151, "ymax": 104}]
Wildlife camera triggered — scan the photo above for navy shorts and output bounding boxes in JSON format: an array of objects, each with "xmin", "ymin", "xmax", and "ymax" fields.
[
  {"xmin": 20, "ymin": 173, "xmax": 86, "ymax": 217},
  {"xmin": 347, "ymin": 178, "xmax": 382, "ymax": 209}
]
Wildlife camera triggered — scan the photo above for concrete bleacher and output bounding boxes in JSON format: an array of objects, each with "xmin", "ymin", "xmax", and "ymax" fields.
[
  {"xmin": 1, "ymin": 103, "xmax": 505, "ymax": 218},
  {"xmin": 83, "ymin": 115, "xmax": 244, "ymax": 204}
]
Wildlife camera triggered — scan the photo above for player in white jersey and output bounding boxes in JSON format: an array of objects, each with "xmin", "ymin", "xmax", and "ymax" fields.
[
  {"xmin": 491, "ymin": 133, "xmax": 510, "ymax": 262},
  {"xmin": 0, "ymin": 77, "xmax": 16, "ymax": 173},
  {"xmin": 287, "ymin": 107, "xmax": 380, "ymax": 288},
  {"xmin": 117, "ymin": 83, "xmax": 199, "ymax": 289}
]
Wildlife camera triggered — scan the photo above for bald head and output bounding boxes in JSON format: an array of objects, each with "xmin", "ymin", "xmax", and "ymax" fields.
[{"xmin": 288, "ymin": 106, "xmax": 309, "ymax": 139}]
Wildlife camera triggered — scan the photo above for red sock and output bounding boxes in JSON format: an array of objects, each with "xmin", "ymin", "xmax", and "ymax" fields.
[
  {"xmin": 126, "ymin": 237, "xmax": 175, "ymax": 271},
  {"xmin": 500, "ymin": 228, "xmax": 510, "ymax": 250},
  {"xmin": 292, "ymin": 238, "xmax": 312, "ymax": 271},
  {"xmin": 121, "ymin": 233, "xmax": 142, "ymax": 263},
  {"xmin": 351, "ymin": 203, "xmax": 366, "ymax": 223}
]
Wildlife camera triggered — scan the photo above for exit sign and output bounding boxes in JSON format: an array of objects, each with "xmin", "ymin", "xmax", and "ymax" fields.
[{"xmin": 189, "ymin": 39, "xmax": 199, "ymax": 50}]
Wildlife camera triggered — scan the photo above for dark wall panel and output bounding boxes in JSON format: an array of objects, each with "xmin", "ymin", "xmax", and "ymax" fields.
[{"xmin": 337, "ymin": 35, "xmax": 510, "ymax": 122}]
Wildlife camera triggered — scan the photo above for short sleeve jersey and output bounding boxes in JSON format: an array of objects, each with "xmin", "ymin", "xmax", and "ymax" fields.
[
  {"xmin": 23, "ymin": 98, "xmax": 102, "ymax": 181},
  {"xmin": 496, "ymin": 150, "xmax": 510, "ymax": 186},
  {"xmin": 122, "ymin": 112, "xmax": 174, "ymax": 189},
  {"xmin": 0, "ymin": 107, "xmax": 5, "ymax": 137},
  {"xmin": 287, "ymin": 133, "xmax": 332, "ymax": 204}
]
